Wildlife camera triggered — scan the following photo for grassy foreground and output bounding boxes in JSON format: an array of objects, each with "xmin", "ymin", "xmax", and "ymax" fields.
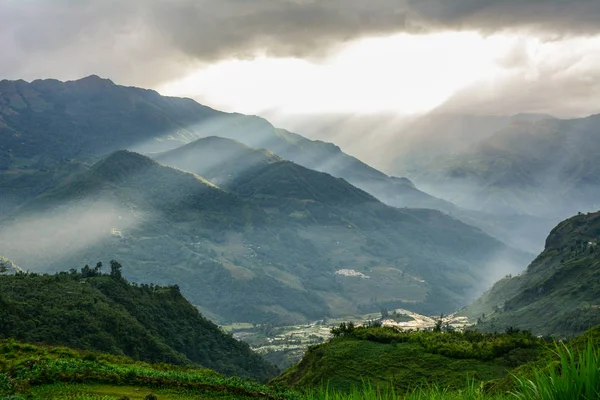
[
  {"xmin": 1, "ymin": 334, "xmax": 599, "ymax": 399},
  {"xmin": 0, "ymin": 340, "xmax": 292, "ymax": 399}
]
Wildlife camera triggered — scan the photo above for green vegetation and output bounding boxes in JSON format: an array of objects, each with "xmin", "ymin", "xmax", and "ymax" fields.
[
  {"xmin": 2, "ymin": 328, "xmax": 599, "ymax": 399},
  {"xmin": 463, "ymin": 210, "xmax": 600, "ymax": 337},
  {"xmin": 0, "ymin": 340, "xmax": 291, "ymax": 400},
  {"xmin": 0, "ymin": 266, "xmax": 277, "ymax": 380},
  {"xmin": 274, "ymin": 325, "xmax": 548, "ymax": 393}
]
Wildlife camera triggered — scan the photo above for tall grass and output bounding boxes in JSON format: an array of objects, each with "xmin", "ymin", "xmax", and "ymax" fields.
[
  {"xmin": 302, "ymin": 341, "xmax": 600, "ymax": 399},
  {"xmin": 510, "ymin": 340, "xmax": 599, "ymax": 400},
  {"xmin": 302, "ymin": 380, "xmax": 505, "ymax": 400}
]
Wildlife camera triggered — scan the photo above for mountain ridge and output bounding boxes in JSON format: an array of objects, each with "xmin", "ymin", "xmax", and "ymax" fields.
[{"xmin": 462, "ymin": 210, "xmax": 600, "ymax": 337}]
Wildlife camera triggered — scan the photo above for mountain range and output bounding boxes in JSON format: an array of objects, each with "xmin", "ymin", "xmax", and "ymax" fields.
[
  {"xmin": 0, "ymin": 75, "xmax": 539, "ymax": 324},
  {"xmin": 0, "ymin": 146, "xmax": 529, "ymax": 324},
  {"xmin": 395, "ymin": 115, "xmax": 600, "ymax": 220}
]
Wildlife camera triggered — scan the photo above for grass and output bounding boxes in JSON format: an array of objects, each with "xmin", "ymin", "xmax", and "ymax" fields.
[
  {"xmin": 510, "ymin": 340, "xmax": 599, "ymax": 400},
  {"xmin": 1, "ymin": 332, "xmax": 598, "ymax": 399},
  {"xmin": 0, "ymin": 340, "xmax": 292, "ymax": 400}
]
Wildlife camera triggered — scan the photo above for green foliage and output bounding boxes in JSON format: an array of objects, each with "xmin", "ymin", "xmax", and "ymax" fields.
[
  {"xmin": 0, "ymin": 340, "xmax": 293, "ymax": 400},
  {"xmin": 510, "ymin": 340, "xmax": 600, "ymax": 400},
  {"xmin": 0, "ymin": 267, "xmax": 278, "ymax": 381},
  {"xmin": 274, "ymin": 326, "xmax": 547, "ymax": 393}
]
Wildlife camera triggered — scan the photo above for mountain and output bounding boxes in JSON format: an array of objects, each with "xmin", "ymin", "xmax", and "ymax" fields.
[
  {"xmin": 0, "ymin": 150, "xmax": 529, "ymax": 325},
  {"xmin": 0, "ymin": 76, "xmax": 551, "ymax": 253},
  {"xmin": 152, "ymin": 136, "xmax": 282, "ymax": 188},
  {"xmin": 408, "ymin": 115, "xmax": 600, "ymax": 218},
  {"xmin": 0, "ymin": 267, "xmax": 277, "ymax": 380},
  {"xmin": 0, "ymin": 76, "xmax": 458, "ymax": 214},
  {"xmin": 462, "ymin": 211, "xmax": 600, "ymax": 337}
]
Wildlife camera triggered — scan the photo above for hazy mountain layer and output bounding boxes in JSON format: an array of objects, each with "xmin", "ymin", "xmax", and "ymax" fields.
[
  {"xmin": 0, "ymin": 76, "xmax": 449, "ymax": 213},
  {"xmin": 407, "ymin": 116, "xmax": 600, "ymax": 218},
  {"xmin": 0, "ymin": 76, "xmax": 553, "ymax": 252},
  {"xmin": 0, "ymin": 151, "xmax": 529, "ymax": 324},
  {"xmin": 462, "ymin": 210, "xmax": 600, "ymax": 337}
]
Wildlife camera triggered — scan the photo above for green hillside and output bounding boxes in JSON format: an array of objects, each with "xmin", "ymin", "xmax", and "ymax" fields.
[
  {"xmin": 273, "ymin": 324, "xmax": 549, "ymax": 393},
  {"xmin": 231, "ymin": 161, "xmax": 378, "ymax": 207},
  {"xmin": 0, "ymin": 267, "xmax": 277, "ymax": 381},
  {"xmin": 462, "ymin": 210, "xmax": 600, "ymax": 337},
  {"xmin": 0, "ymin": 159, "xmax": 88, "ymax": 216},
  {"xmin": 0, "ymin": 150, "xmax": 529, "ymax": 324}
]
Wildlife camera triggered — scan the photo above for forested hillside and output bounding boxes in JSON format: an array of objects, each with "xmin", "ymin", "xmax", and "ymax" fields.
[{"xmin": 0, "ymin": 264, "xmax": 277, "ymax": 381}]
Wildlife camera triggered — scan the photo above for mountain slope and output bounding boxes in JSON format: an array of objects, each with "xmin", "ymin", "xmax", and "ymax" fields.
[
  {"xmin": 0, "ymin": 76, "xmax": 457, "ymax": 213},
  {"xmin": 1, "ymin": 76, "xmax": 547, "ymax": 252},
  {"xmin": 153, "ymin": 136, "xmax": 282, "ymax": 188},
  {"xmin": 0, "ymin": 151, "xmax": 529, "ymax": 324},
  {"xmin": 0, "ymin": 268, "xmax": 277, "ymax": 380},
  {"xmin": 462, "ymin": 211, "xmax": 600, "ymax": 337}
]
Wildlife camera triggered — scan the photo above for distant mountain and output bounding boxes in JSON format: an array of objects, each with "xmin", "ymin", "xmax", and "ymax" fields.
[
  {"xmin": 2, "ymin": 76, "xmax": 552, "ymax": 252},
  {"xmin": 0, "ymin": 76, "xmax": 458, "ymax": 214},
  {"xmin": 408, "ymin": 115, "xmax": 600, "ymax": 218},
  {"xmin": 0, "ymin": 151, "xmax": 529, "ymax": 324},
  {"xmin": 462, "ymin": 211, "xmax": 600, "ymax": 337},
  {"xmin": 153, "ymin": 136, "xmax": 282, "ymax": 188},
  {"xmin": 0, "ymin": 267, "xmax": 277, "ymax": 380}
]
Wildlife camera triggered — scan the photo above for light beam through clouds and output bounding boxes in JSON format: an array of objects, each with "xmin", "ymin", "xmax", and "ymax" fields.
[{"xmin": 159, "ymin": 31, "xmax": 512, "ymax": 115}]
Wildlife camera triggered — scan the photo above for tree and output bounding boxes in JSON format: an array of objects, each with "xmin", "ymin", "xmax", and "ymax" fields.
[
  {"xmin": 94, "ymin": 262, "xmax": 103, "ymax": 274},
  {"xmin": 110, "ymin": 260, "xmax": 123, "ymax": 279},
  {"xmin": 380, "ymin": 308, "xmax": 389, "ymax": 320},
  {"xmin": 433, "ymin": 314, "xmax": 444, "ymax": 333}
]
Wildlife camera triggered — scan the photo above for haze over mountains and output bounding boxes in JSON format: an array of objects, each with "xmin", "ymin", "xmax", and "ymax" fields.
[{"xmin": 0, "ymin": 76, "xmax": 536, "ymax": 325}]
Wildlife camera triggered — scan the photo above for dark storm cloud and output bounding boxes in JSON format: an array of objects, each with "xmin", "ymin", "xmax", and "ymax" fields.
[
  {"xmin": 409, "ymin": 0, "xmax": 600, "ymax": 35},
  {"xmin": 2, "ymin": 0, "xmax": 599, "ymax": 85}
]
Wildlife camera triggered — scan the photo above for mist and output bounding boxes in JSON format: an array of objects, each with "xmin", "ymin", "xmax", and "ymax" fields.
[{"xmin": 0, "ymin": 200, "xmax": 140, "ymax": 271}]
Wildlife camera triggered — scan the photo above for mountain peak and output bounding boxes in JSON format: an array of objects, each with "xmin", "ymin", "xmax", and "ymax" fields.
[
  {"xmin": 91, "ymin": 150, "xmax": 157, "ymax": 182},
  {"xmin": 71, "ymin": 74, "xmax": 115, "ymax": 88}
]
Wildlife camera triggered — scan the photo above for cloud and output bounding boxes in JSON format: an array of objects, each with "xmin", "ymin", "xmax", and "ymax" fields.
[
  {"xmin": 2, "ymin": 0, "xmax": 600, "ymax": 87},
  {"xmin": 408, "ymin": 0, "xmax": 600, "ymax": 36},
  {"xmin": 436, "ymin": 35, "xmax": 600, "ymax": 117}
]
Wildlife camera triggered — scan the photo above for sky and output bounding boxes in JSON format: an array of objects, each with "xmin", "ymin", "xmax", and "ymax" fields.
[{"xmin": 2, "ymin": 0, "xmax": 600, "ymax": 119}]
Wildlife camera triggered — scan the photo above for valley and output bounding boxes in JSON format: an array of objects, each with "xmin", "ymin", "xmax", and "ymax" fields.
[{"xmin": 223, "ymin": 309, "xmax": 470, "ymax": 369}]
